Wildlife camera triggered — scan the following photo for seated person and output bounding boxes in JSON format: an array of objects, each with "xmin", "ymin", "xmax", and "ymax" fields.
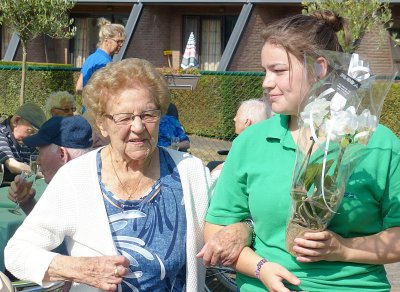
[
  {"xmin": 158, "ymin": 114, "xmax": 190, "ymax": 151},
  {"xmin": 166, "ymin": 102, "xmax": 179, "ymax": 120},
  {"xmin": 45, "ymin": 91, "xmax": 76, "ymax": 117},
  {"xmin": 233, "ymin": 98, "xmax": 272, "ymax": 135},
  {"xmin": 212, "ymin": 98, "xmax": 271, "ymax": 177},
  {"xmin": 8, "ymin": 115, "xmax": 93, "ymax": 215},
  {"xmin": 0, "ymin": 103, "xmax": 46, "ymax": 184}
]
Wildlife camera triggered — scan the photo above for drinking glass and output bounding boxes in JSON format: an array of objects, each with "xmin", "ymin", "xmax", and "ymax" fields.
[
  {"xmin": 29, "ymin": 154, "xmax": 39, "ymax": 183},
  {"xmin": 9, "ymin": 155, "xmax": 39, "ymax": 215},
  {"xmin": 0, "ymin": 163, "xmax": 4, "ymax": 186},
  {"xmin": 170, "ymin": 137, "xmax": 180, "ymax": 151}
]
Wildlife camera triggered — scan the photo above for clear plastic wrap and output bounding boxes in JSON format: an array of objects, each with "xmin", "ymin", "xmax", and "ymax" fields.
[{"xmin": 286, "ymin": 50, "xmax": 396, "ymax": 256}]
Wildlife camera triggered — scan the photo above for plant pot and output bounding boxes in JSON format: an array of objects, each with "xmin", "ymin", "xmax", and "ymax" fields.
[
  {"xmin": 286, "ymin": 220, "xmax": 323, "ymax": 257},
  {"xmin": 164, "ymin": 74, "xmax": 199, "ymax": 90}
]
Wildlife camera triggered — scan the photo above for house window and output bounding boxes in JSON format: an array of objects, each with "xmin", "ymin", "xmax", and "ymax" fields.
[
  {"xmin": 1, "ymin": 26, "xmax": 13, "ymax": 60},
  {"xmin": 183, "ymin": 15, "xmax": 238, "ymax": 71},
  {"xmin": 71, "ymin": 15, "xmax": 127, "ymax": 67}
]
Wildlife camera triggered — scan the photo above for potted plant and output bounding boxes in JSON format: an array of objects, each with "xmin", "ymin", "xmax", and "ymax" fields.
[
  {"xmin": 157, "ymin": 67, "xmax": 200, "ymax": 91},
  {"xmin": 286, "ymin": 51, "xmax": 396, "ymax": 256}
]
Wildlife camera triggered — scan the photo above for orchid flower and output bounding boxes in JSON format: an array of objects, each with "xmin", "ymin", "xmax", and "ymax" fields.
[
  {"xmin": 300, "ymin": 97, "xmax": 330, "ymax": 127},
  {"xmin": 321, "ymin": 106, "xmax": 358, "ymax": 142},
  {"xmin": 355, "ymin": 109, "xmax": 377, "ymax": 144}
]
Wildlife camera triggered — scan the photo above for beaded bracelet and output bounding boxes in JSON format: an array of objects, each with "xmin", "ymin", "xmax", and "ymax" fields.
[
  {"xmin": 243, "ymin": 218, "xmax": 256, "ymax": 246},
  {"xmin": 255, "ymin": 258, "xmax": 268, "ymax": 279}
]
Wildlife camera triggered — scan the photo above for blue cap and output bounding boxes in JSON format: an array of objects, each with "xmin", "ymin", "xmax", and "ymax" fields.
[{"xmin": 23, "ymin": 116, "xmax": 93, "ymax": 149}]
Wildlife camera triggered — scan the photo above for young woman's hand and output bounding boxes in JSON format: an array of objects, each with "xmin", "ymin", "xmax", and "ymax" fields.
[
  {"xmin": 292, "ymin": 230, "xmax": 348, "ymax": 262},
  {"xmin": 259, "ymin": 262, "xmax": 300, "ymax": 292}
]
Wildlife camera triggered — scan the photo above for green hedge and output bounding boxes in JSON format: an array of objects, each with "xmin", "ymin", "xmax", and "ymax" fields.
[
  {"xmin": 0, "ymin": 65, "xmax": 398, "ymax": 139},
  {"xmin": 381, "ymin": 83, "xmax": 400, "ymax": 137},
  {"xmin": 173, "ymin": 73, "xmax": 400, "ymax": 139},
  {"xmin": 0, "ymin": 62, "xmax": 78, "ymax": 117},
  {"xmin": 171, "ymin": 72, "xmax": 264, "ymax": 140}
]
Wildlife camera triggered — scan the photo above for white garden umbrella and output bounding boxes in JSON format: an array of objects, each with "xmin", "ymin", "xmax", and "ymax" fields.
[{"xmin": 181, "ymin": 32, "xmax": 199, "ymax": 69}]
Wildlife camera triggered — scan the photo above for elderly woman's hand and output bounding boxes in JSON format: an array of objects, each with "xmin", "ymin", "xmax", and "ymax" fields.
[
  {"xmin": 197, "ymin": 222, "xmax": 251, "ymax": 266},
  {"xmin": 292, "ymin": 230, "xmax": 348, "ymax": 263},
  {"xmin": 45, "ymin": 255, "xmax": 130, "ymax": 291},
  {"xmin": 8, "ymin": 175, "xmax": 35, "ymax": 205}
]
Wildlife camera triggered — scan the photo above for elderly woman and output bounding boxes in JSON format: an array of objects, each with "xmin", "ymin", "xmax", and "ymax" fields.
[
  {"xmin": 45, "ymin": 91, "xmax": 76, "ymax": 117},
  {"xmin": 5, "ymin": 58, "xmax": 213, "ymax": 291}
]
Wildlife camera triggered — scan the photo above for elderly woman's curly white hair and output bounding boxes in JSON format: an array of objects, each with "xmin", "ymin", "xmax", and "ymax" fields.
[{"xmin": 45, "ymin": 91, "xmax": 76, "ymax": 114}]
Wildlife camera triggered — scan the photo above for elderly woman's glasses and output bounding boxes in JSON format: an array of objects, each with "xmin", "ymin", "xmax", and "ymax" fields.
[
  {"xmin": 53, "ymin": 107, "xmax": 76, "ymax": 113},
  {"xmin": 105, "ymin": 109, "xmax": 161, "ymax": 125}
]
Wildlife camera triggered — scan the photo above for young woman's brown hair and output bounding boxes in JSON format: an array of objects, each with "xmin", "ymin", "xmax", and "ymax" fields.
[{"xmin": 262, "ymin": 10, "xmax": 350, "ymax": 61}]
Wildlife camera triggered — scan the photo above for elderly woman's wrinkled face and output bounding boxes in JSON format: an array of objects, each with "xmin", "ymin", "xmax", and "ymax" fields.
[{"xmin": 103, "ymin": 87, "xmax": 160, "ymax": 161}]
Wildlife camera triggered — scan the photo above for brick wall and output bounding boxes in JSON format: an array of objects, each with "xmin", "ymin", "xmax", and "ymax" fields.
[
  {"xmin": 229, "ymin": 5, "xmax": 301, "ymax": 71},
  {"xmin": 357, "ymin": 27, "xmax": 395, "ymax": 74},
  {"xmin": 126, "ymin": 5, "xmax": 172, "ymax": 67},
  {"xmin": 14, "ymin": 36, "xmax": 46, "ymax": 62},
  {"xmin": 13, "ymin": 36, "xmax": 70, "ymax": 64}
]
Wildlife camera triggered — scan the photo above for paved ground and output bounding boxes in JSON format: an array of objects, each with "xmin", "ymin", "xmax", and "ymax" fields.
[
  {"xmin": 386, "ymin": 262, "xmax": 400, "ymax": 291},
  {"xmin": 188, "ymin": 134, "xmax": 232, "ymax": 165}
]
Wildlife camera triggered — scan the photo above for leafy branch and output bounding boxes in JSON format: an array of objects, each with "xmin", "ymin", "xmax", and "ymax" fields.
[{"xmin": 302, "ymin": 0, "xmax": 400, "ymax": 53}]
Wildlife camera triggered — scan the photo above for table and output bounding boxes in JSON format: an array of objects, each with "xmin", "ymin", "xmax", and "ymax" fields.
[{"xmin": 0, "ymin": 179, "xmax": 47, "ymax": 272}]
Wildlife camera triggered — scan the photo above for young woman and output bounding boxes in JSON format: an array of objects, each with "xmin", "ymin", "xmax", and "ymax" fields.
[
  {"xmin": 75, "ymin": 18, "xmax": 126, "ymax": 96},
  {"xmin": 204, "ymin": 11, "xmax": 400, "ymax": 292}
]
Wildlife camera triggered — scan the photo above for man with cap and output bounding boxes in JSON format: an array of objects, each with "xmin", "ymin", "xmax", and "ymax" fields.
[
  {"xmin": 8, "ymin": 115, "xmax": 93, "ymax": 214},
  {"xmin": 0, "ymin": 102, "xmax": 47, "ymax": 184}
]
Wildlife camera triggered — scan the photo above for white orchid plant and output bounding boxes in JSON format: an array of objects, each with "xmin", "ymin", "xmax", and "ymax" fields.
[{"xmin": 286, "ymin": 51, "xmax": 396, "ymax": 255}]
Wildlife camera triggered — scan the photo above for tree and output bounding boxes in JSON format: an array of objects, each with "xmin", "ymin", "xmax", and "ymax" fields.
[
  {"xmin": 302, "ymin": 0, "xmax": 400, "ymax": 53},
  {"xmin": 0, "ymin": 0, "xmax": 76, "ymax": 105}
]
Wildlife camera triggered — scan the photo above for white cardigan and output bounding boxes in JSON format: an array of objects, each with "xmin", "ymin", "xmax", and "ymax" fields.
[{"xmin": 5, "ymin": 148, "xmax": 213, "ymax": 292}]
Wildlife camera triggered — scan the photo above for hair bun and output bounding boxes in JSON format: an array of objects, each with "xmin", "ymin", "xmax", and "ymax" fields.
[
  {"xmin": 97, "ymin": 17, "xmax": 111, "ymax": 27},
  {"xmin": 310, "ymin": 10, "xmax": 344, "ymax": 33}
]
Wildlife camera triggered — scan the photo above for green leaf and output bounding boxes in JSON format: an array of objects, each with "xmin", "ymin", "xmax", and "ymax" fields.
[{"xmin": 304, "ymin": 159, "xmax": 334, "ymax": 191}]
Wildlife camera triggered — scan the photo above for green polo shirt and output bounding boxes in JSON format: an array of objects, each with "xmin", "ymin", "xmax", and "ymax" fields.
[{"xmin": 206, "ymin": 114, "xmax": 400, "ymax": 292}]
